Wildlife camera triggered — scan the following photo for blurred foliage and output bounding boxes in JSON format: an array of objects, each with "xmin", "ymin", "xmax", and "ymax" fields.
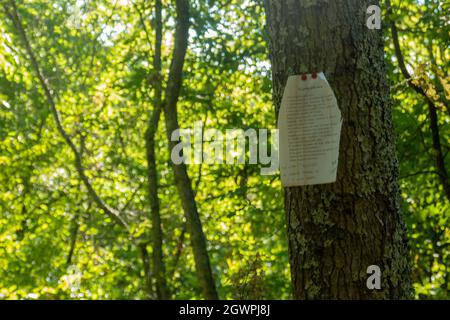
[{"xmin": 0, "ymin": 0, "xmax": 448, "ymax": 299}]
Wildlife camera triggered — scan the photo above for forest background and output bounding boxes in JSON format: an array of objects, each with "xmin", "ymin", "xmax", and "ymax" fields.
[{"xmin": 0, "ymin": 0, "xmax": 448, "ymax": 299}]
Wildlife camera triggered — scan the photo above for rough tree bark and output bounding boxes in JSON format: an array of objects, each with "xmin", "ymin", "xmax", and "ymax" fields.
[
  {"xmin": 265, "ymin": 0, "xmax": 412, "ymax": 299},
  {"xmin": 163, "ymin": 0, "xmax": 218, "ymax": 299}
]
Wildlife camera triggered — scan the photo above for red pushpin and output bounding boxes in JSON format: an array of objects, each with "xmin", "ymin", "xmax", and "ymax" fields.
[
  {"xmin": 301, "ymin": 74, "xmax": 308, "ymax": 81},
  {"xmin": 312, "ymin": 72, "xmax": 317, "ymax": 79}
]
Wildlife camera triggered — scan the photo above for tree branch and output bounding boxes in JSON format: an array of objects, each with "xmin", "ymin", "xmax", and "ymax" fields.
[
  {"xmin": 4, "ymin": 0, "xmax": 129, "ymax": 228},
  {"xmin": 162, "ymin": 0, "xmax": 218, "ymax": 299},
  {"xmin": 386, "ymin": 1, "xmax": 442, "ymax": 108},
  {"xmin": 386, "ymin": 0, "xmax": 450, "ymax": 201}
]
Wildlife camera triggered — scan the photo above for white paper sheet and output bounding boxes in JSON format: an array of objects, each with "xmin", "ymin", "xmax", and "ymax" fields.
[{"xmin": 278, "ymin": 73, "xmax": 342, "ymax": 187}]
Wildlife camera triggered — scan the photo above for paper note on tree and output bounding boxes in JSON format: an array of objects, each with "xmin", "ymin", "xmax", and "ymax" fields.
[{"xmin": 278, "ymin": 73, "xmax": 342, "ymax": 187}]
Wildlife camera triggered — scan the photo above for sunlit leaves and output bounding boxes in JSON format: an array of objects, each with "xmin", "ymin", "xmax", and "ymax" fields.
[{"xmin": 387, "ymin": 0, "xmax": 449, "ymax": 299}]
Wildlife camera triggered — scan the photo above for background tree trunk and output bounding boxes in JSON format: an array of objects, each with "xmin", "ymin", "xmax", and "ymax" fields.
[
  {"xmin": 144, "ymin": 0, "xmax": 169, "ymax": 300},
  {"xmin": 265, "ymin": 0, "xmax": 412, "ymax": 299},
  {"xmin": 163, "ymin": 0, "xmax": 218, "ymax": 300}
]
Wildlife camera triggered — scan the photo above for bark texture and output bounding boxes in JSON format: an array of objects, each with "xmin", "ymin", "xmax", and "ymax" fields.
[{"xmin": 265, "ymin": 0, "xmax": 412, "ymax": 299}]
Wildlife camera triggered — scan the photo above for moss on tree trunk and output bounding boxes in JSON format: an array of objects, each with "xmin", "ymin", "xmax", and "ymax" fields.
[{"xmin": 265, "ymin": 0, "xmax": 412, "ymax": 299}]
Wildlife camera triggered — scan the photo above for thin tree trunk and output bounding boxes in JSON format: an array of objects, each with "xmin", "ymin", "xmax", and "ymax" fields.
[
  {"xmin": 387, "ymin": 0, "xmax": 450, "ymax": 202},
  {"xmin": 427, "ymin": 101, "xmax": 450, "ymax": 201},
  {"xmin": 66, "ymin": 208, "xmax": 81, "ymax": 266},
  {"xmin": 144, "ymin": 0, "xmax": 169, "ymax": 300},
  {"xmin": 163, "ymin": 0, "xmax": 218, "ymax": 300},
  {"xmin": 139, "ymin": 242, "xmax": 153, "ymax": 297},
  {"xmin": 265, "ymin": 0, "xmax": 411, "ymax": 299}
]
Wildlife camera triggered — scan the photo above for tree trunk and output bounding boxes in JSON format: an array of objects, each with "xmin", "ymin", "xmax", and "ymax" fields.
[
  {"xmin": 265, "ymin": 0, "xmax": 411, "ymax": 299},
  {"xmin": 163, "ymin": 0, "xmax": 218, "ymax": 300},
  {"xmin": 144, "ymin": 0, "xmax": 169, "ymax": 300},
  {"xmin": 386, "ymin": 0, "xmax": 450, "ymax": 202}
]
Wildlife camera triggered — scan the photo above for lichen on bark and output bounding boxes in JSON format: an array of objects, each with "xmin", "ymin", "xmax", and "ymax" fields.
[{"xmin": 265, "ymin": 0, "xmax": 412, "ymax": 299}]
